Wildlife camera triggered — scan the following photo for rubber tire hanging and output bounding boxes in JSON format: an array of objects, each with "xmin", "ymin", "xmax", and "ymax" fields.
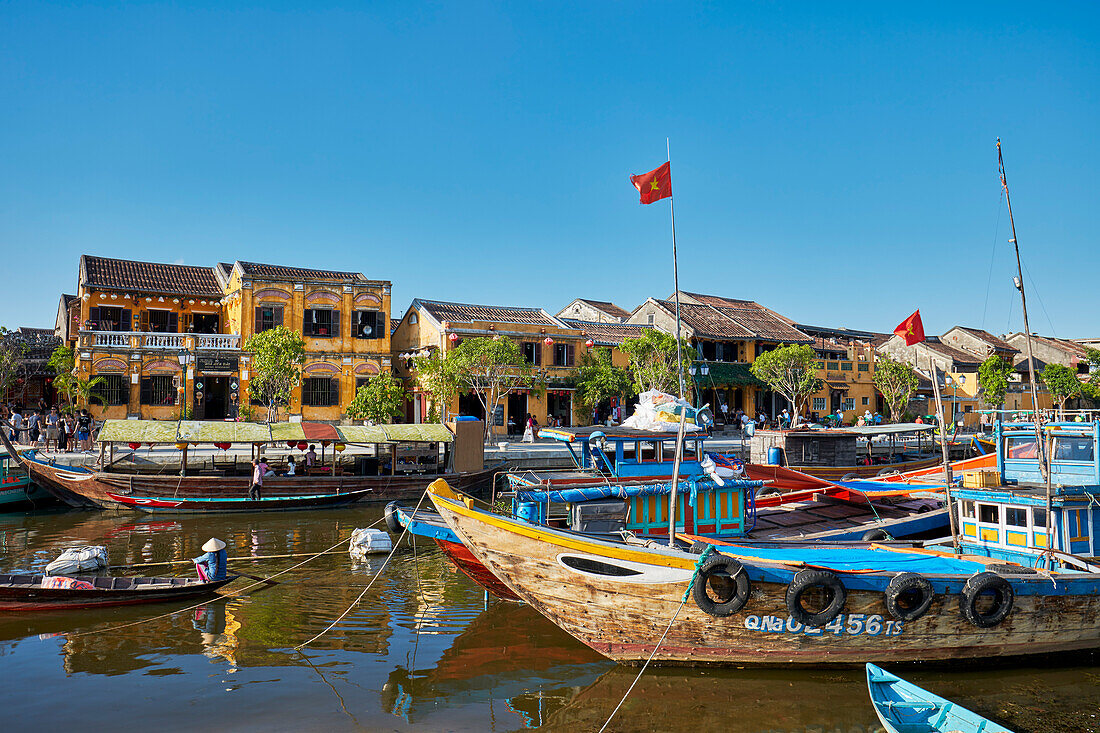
[
  {"xmin": 384, "ymin": 501, "xmax": 402, "ymax": 534},
  {"xmin": 884, "ymin": 572, "xmax": 934, "ymax": 622},
  {"xmin": 960, "ymin": 572, "xmax": 1014, "ymax": 628},
  {"xmin": 786, "ymin": 569, "xmax": 847, "ymax": 627},
  {"xmin": 692, "ymin": 554, "xmax": 751, "ymax": 617}
]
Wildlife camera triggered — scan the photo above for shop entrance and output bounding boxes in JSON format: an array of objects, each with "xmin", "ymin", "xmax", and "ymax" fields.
[
  {"xmin": 457, "ymin": 393, "xmax": 485, "ymax": 420},
  {"xmin": 196, "ymin": 376, "xmax": 229, "ymax": 419},
  {"xmin": 546, "ymin": 393, "xmax": 572, "ymax": 427},
  {"xmin": 506, "ymin": 393, "xmax": 528, "ymax": 436}
]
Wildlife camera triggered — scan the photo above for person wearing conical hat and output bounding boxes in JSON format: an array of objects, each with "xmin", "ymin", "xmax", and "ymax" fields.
[{"xmin": 193, "ymin": 537, "xmax": 228, "ymax": 581}]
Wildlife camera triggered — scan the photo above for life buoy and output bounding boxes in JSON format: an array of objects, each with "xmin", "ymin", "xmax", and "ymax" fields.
[
  {"xmin": 960, "ymin": 572, "xmax": 1014, "ymax": 628},
  {"xmin": 884, "ymin": 572, "xmax": 934, "ymax": 621},
  {"xmin": 383, "ymin": 501, "xmax": 402, "ymax": 534},
  {"xmin": 786, "ymin": 569, "xmax": 847, "ymax": 627},
  {"xmin": 692, "ymin": 554, "xmax": 751, "ymax": 617},
  {"xmin": 985, "ymin": 563, "xmax": 1038, "ymax": 575}
]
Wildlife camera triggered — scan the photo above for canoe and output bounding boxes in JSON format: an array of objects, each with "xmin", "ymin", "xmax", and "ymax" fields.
[
  {"xmin": 428, "ymin": 478, "xmax": 1100, "ymax": 666},
  {"xmin": 0, "ymin": 572, "xmax": 236, "ymax": 611},
  {"xmin": 20, "ymin": 454, "xmax": 498, "ymax": 511},
  {"xmin": 103, "ymin": 487, "xmax": 375, "ymax": 513},
  {"xmin": 866, "ymin": 663, "xmax": 1014, "ymax": 732}
]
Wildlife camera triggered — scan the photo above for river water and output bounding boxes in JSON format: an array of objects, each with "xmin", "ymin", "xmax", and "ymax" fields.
[{"xmin": 1, "ymin": 505, "xmax": 1097, "ymax": 732}]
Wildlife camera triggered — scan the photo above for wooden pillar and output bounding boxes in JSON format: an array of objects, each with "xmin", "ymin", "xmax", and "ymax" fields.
[{"xmin": 181, "ymin": 444, "xmax": 188, "ymax": 476}]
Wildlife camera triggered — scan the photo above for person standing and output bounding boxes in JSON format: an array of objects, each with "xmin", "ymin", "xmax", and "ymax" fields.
[
  {"xmin": 61, "ymin": 413, "xmax": 74, "ymax": 452},
  {"xmin": 305, "ymin": 445, "xmax": 317, "ymax": 474},
  {"xmin": 9, "ymin": 407, "xmax": 24, "ymax": 445},
  {"xmin": 44, "ymin": 407, "xmax": 60, "ymax": 453},
  {"xmin": 76, "ymin": 409, "xmax": 92, "ymax": 452},
  {"xmin": 248, "ymin": 459, "xmax": 263, "ymax": 500}
]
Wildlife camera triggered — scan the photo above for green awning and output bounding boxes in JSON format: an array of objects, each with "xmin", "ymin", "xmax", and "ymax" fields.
[
  {"xmin": 380, "ymin": 424, "xmax": 453, "ymax": 443},
  {"xmin": 334, "ymin": 425, "xmax": 392, "ymax": 444},
  {"xmin": 692, "ymin": 362, "xmax": 763, "ymax": 387},
  {"xmin": 177, "ymin": 421, "xmax": 273, "ymax": 443},
  {"xmin": 98, "ymin": 420, "xmax": 181, "ymax": 444}
]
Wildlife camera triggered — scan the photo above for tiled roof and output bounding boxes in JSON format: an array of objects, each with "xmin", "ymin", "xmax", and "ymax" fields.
[
  {"xmin": 954, "ymin": 327, "xmax": 1019, "ymax": 354},
  {"xmin": 417, "ymin": 299, "xmax": 559, "ymax": 327},
  {"xmin": 576, "ymin": 299, "xmax": 631, "ymax": 320},
  {"xmin": 922, "ymin": 337, "xmax": 982, "ymax": 368},
  {"xmin": 391, "ymin": 318, "xmax": 401, "ymax": 335},
  {"xmin": 236, "ymin": 261, "xmax": 367, "ymax": 282},
  {"xmin": 1027, "ymin": 334, "xmax": 1091, "ymax": 359},
  {"xmin": 658, "ymin": 300, "xmax": 811, "ymax": 343},
  {"xmin": 81, "ymin": 255, "xmax": 222, "ymax": 296},
  {"xmin": 561, "ymin": 319, "xmax": 648, "ymax": 346}
]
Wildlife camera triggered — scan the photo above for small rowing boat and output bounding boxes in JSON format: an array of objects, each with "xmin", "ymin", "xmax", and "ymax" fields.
[
  {"xmin": 103, "ymin": 487, "xmax": 375, "ymax": 513},
  {"xmin": 866, "ymin": 663, "xmax": 1014, "ymax": 733},
  {"xmin": 0, "ymin": 573, "xmax": 236, "ymax": 611}
]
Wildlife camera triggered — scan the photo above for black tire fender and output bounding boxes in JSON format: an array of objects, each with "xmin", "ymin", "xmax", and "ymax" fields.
[
  {"xmin": 383, "ymin": 501, "xmax": 403, "ymax": 534},
  {"xmin": 884, "ymin": 572, "xmax": 934, "ymax": 621},
  {"xmin": 861, "ymin": 528, "xmax": 892, "ymax": 542},
  {"xmin": 786, "ymin": 569, "xmax": 847, "ymax": 627},
  {"xmin": 960, "ymin": 572, "xmax": 1014, "ymax": 628},
  {"xmin": 692, "ymin": 555, "xmax": 751, "ymax": 617},
  {"xmin": 841, "ymin": 473, "xmax": 858, "ymax": 481}
]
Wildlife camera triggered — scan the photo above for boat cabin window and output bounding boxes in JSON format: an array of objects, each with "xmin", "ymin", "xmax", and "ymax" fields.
[
  {"xmin": 1005, "ymin": 436, "xmax": 1039, "ymax": 459},
  {"xmin": 638, "ymin": 441, "xmax": 659, "ymax": 462},
  {"xmin": 1032, "ymin": 507, "xmax": 1047, "ymax": 527},
  {"xmin": 978, "ymin": 504, "xmax": 999, "ymax": 524},
  {"xmin": 1005, "ymin": 507, "xmax": 1027, "ymax": 527},
  {"xmin": 1052, "ymin": 436, "xmax": 1095, "ymax": 462},
  {"xmin": 681, "ymin": 441, "xmax": 700, "ymax": 461},
  {"xmin": 961, "ymin": 501, "xmax": 975, "ymax": 518}
]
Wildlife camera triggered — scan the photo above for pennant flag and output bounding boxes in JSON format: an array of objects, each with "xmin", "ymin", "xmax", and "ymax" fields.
[
  {"xmin": 630, "ymin": 161, "xmax": 672, "ymax": 204},
  {"xmin": 894, "ymin": 310, "xmax": 926, "ymax": 346}
]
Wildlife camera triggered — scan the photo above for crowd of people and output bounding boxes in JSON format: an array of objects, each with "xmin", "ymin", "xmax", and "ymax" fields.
[{"xmin": 1, "ymin": 401, "xmax": 97, "ymax": 453}]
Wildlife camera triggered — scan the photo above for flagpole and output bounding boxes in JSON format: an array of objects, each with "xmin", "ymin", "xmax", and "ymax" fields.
[
  {"xmin": 667, "ymin": 137, "xmax": 688, "ymax": 547},
  {"xmin": 929, "ymin": 355, "xmax": 960, "ymax": 552}
]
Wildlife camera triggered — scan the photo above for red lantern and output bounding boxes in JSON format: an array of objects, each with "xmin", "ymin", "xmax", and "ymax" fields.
[
  {"xmin": 297, "ymin": 441, "xmax": 308, "ymax": 451},
  {"xmin": 321, "ymin": 441, "xmax": 330, "ymax": 447},
  {"xmin": 287, "ymin": 441, "xmax": 296, "ymax": 449},
  {"xmin": 543, "ymin": 336, "xmax": 554, "ymax": 346},
  {"xmin": 128, "ymin": 442, "xmax": 141, "ymax": 450},
  {"xmin": 585, "ymin": 339, "xmax": 594, "ymax": 348}
]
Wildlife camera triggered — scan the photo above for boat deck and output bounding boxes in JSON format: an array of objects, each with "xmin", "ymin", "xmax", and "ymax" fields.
[{"xmin": 751, "ymin": 495, "xmax": 938, "ymax": 540}]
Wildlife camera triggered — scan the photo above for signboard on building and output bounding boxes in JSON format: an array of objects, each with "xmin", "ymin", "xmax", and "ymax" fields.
[
  {"xmin": 492, "ymin": 404, "xmax": 504, "ymax": 427},
  {"xmin": 197, "ymin": 355, "xmax": 239, "ymax": 373}
]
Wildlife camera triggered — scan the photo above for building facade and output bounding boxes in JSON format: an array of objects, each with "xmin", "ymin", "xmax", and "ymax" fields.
[{"xmin": 67, "ymin": 256, "xmax": 390, "ymax": 422}]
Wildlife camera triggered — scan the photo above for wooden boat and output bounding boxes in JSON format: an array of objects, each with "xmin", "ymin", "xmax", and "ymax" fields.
[
  {"xmin": 103, "ymin": 486, "xmax": 375, "ymax": 513},
  {"xmin": 866, "ymin": 663, "xmax": 1014, "ymax": 733},
  {"xmin": 0, "ymin": 452, "xmax": 56, "ymax": 511},
  {"xmin": 0, "ymin": 572, "xmax": 236, "ymax": 611},
  {"xmin": 429, "ymin": 477, "xmax": 1100, "ymax": 666}
]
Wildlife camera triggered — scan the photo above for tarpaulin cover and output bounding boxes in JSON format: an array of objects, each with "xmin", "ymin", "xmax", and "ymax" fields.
[
  {"xmin": 334, "ymin": 425, "xmax": 391, "ymax": 444},
  {"xmin": 515, "ymin": 478, "xmax": 763, "ymax": 508},
  {"xmin": 380, "ymin": 424, "xmax": 453, "ymax": 443},
  {"xmin": 177, "ymin": 421, "xmax": 272, "ymax": 444},
  {"xmin": 700, "ymin": 541, "xmax": 991, "ymax": 575},
  {"xmin": 97, "ymin": 420, "xmax": 181, "ymax": 444}
]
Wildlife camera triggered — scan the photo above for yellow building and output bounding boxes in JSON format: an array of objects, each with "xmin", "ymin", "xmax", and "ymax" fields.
[
  {"xmin": 393, "ymin": 299, "xmax": 606, "ymax": 434},
  {"xmin": 69, "ymin": 256, "xmax": 390, "ymax": 422}
]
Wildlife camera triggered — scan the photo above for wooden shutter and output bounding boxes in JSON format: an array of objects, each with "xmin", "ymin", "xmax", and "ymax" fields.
[
  {"xmin": 180, "ymin": 313, "xmax": 192, "ymax": 333},
  {"xmin": 169, "ymin": 313, "xmax": 179, "ymax": 333},
  {"xmin": 566, "ymin": 344, "xmax": 575, "ymax": 367},
  {"xmin": 331, "ymin": 310, "xmax": 340, "ymax": 338},
  {"xmin": 303, "ymin": 310, "xmax": 312, "ymax": 336},
  {"xmin": 88, "ymin": 307, "xmax": 100, "ymax": 327},
  {"xmin": 534, "ymin": 343, "xmax": 541, "ymax": 366},
  {"xmin": 140, "ymin": 378, "xmax": 151, "ymax": 405},
  {"xmin": 139, "ymin": 309, "xmax": 150, "ymax": 331},
  {"xmin": 330, "ymin": 378, "xmax": 340, "ymax": 406},
  {"xmin": 255, "ymin": 307, "xmax": 263, "ymax": 334},
  {"xmin": 120, "ymin": 309, "xmax": 131, "ymax": 331},
  {"xmin": 274, "ymin": 306, "xmax": 283, "ymax": 327}
]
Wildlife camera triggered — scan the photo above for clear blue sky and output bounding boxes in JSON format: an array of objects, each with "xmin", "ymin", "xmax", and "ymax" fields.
[{"xmin": 2, "ymin": 2, "xmax": 1097, "ymax": 338}]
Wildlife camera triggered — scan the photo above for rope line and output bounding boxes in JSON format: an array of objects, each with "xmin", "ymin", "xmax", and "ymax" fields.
[
  {"xmin": 295, "ymin": 487, "xmax": 429, "ymax": 650},
  {"xmin": 598, "ymin": 546, "xmax": 714, "ymax": 732}
]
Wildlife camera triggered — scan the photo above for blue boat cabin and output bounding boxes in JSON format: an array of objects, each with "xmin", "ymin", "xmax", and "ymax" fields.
[{"xmin": 954, "ymin": 421, "xmax": 1100, "ymax": 563}]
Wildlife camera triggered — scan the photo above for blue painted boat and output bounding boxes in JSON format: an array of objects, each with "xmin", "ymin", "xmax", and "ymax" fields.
[
  {"xmin": 0, "ymin": 453, "xmax": 56, "ymax": 511},
  {"xmin": 866, "ymin": 663, "xmax": 1014, "ymax": 733}
]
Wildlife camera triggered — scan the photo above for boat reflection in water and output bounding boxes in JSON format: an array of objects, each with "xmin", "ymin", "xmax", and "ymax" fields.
[{"xmin": 381, "ymin": 600, "xmax": 606, "ymax": 727}]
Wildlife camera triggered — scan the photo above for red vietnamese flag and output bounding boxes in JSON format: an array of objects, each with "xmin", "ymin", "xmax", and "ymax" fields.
[
  {"xmin": 894, "ymin": 310, "xmax": 926, "ymax": 346},
  {"xmin": 630, "ymin": 161, "xmax": 672, "ymax": 204}
]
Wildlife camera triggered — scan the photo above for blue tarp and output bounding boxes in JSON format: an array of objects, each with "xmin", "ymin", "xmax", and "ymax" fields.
[
  {"xmin": 515, "ymin": 478, "xmax": 763, "ymax": 508},
  {"xmin": 707, "ymin": 543, "xmax": 991, "ymax": 575}
]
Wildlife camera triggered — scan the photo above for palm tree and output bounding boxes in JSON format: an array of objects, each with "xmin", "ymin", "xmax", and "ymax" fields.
[{"xmin": 73, "ymin": 376, "xmax": 106, "ymax": 410}]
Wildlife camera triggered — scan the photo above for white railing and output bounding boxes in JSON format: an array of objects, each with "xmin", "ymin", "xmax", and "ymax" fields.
[
  {"xmin": 196, "ymin": 333, "xmax": 240, "ymax": 350},
  {"xmin": 141, "ymin": 333, "xmax": 187, "ymax": 349},
  {"xmin": 93, "ymin": 331, "xmax": 131, "ymax": 348}
]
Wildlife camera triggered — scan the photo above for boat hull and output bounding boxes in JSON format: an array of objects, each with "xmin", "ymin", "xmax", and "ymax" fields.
[
  {"xmin": 24, "ymin": 457, "xmax": 497, "ymax": 511},
  {"xmin": 104, "ymin": 488, "xmax": 374, "ymax": 513},
  {"xmin": 430, "ymin": 481, "xmax": 1100, "ymax": 667},
  {"xmin": 0, "ymin": 573, "xmax": 235, "ymax": 611}
]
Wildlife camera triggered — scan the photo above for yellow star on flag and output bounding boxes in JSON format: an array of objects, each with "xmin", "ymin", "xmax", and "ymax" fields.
[{"xmin": 649, "ymin": 180, "xmax": 661, "ymax": 191}]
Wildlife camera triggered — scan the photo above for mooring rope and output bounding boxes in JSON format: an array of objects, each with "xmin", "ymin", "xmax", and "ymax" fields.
[
  {"xmin": 598, "ymin": 546, "xmax": 714, "ymax": 733},
  {"xmin": 295, "ymin": 487, "xmax": 429, "ymax": 650},
  {"xmin": 66, "ymin": 516, "xmax": 386, "ymax": 639}
]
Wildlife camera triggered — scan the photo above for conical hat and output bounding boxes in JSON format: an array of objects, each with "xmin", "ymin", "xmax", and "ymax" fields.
[{"xmin": 202, "ymin": 538, "xmax": 226, "ymax": 552}]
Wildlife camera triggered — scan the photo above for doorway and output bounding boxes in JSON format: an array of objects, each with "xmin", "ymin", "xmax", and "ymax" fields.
[
  {"xmin": 506, "ymin": 393, "xmax": 528, "ymax": 436},
  {"xmin": 197, "ymin": 376, "xmax": 229, "ymax": 419},
  {"xmin": 546, "ymin": 393, "xmax": 572, "ymax": 427}
]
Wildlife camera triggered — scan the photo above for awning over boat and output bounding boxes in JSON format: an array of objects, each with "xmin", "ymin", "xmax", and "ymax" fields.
[
  {"xmin": 843, "ymin": 423, "xmax": 936, "ymax": 436},
  {"xmin": 334, "ymin": 425, "xmax": 392, "ymax": 444},
  {"xmin": 515, "ymin": 478, "xmax": 764, "ymax": 505},
  {"xmin": 269, "ymin": 421, "xmax": 341, "ymax": 442},
  {"xmin": 97, "ymin": 420, "xmax": 180, "ymax": 444},
  {"xmin": 381, "ymin": 424, "xmax": 453, "ymax": 443},
  {"xmin": 539, "ymin": 426, "xmax": 687, "ymax": 442},
  {"xmin": 177, "ymin": 421, "xmax": 272, "ymax": 444}
]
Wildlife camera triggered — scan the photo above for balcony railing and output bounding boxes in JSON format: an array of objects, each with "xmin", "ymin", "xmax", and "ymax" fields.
[{"xmin": 81, "ymin": 330, "xmax": 240, "ymax": 351}]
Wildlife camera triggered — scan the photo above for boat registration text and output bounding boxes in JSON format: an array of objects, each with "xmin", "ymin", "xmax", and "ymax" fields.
[{"xmin": 744, "ymin": 613, "xmax": 904, "ymax": 637}]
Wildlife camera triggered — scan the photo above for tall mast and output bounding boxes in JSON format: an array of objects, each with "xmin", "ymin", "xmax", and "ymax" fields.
[
  {"xmin": 667, "ymin": 138, "xmax": 688, "ymax": 546},
  {"xmin": 998, "ymin": 139, "xmax": 1053, "ymax": 559}
]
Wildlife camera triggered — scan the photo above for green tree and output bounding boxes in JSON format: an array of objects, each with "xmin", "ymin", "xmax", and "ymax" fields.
[
  {"xmin": 1040, "ymin": 363, "xmax": 1082, "ymax": 417},
  {"xmin": 446, "ymin": 337, "xmax": 544, "ymax": 439},
  {"xmin": 73, "ymin": 375, "xmax": 106, "ymax": 409},
  {"xmin": 620, "ymin": 329, "xmax": 695, "ymax": 398},
  {"xmin": 749, "ymin": 344, "xmax": 823, "ymax": 426},
  {"xmin": 412, "ymin": 350, "xmax": 460, "ymax": 423},
  {"xmin": 573, "ymin": 347, "xmax": 633, "ymax": 419},
  {"xmin": 48, "ymin": 344, "xmax": 77, "ymax": 411},
  {"xmin": 243, "ymin": 326, "xmax": 306, "ymax": 422},
  {"xmin": 872, "ymin": 354, "xmax": 920, "ymax": 422},
  {"xmin": 977, "ymin": 354, "xmax": 1013, "ymax": 409},
  {"xmin": 0, "ymin": 329, "xmax": 27, "ymax": 404},
  {"xmin": 345, "ymin": 372, "xmax": 406, "ymax": 423}
]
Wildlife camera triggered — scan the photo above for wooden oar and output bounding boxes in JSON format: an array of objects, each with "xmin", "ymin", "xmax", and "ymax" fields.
[{"xmin": 111, "ymin": 549, "xmax": 345, "ymax": 571}]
